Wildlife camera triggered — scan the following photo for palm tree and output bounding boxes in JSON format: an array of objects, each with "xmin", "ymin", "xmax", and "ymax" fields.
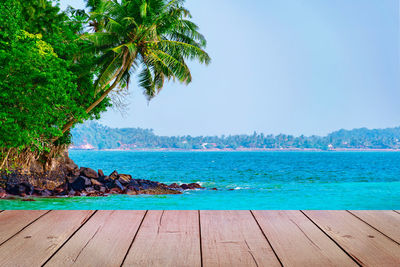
[{"xmin": 59, "ymin": 0, "xmax": 210, "ymax": 136}]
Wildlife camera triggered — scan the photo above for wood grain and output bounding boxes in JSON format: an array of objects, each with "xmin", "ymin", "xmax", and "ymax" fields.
[
  {"xmin": 0, "ymin": 210, "xmax": 48, "ymax": 245},
  {"xmin": 303, "ymin": 210, "xmax": 400, "ymax": 266},
  {"xmin": 0, "ymin": 210, "xmax": 94, "ymax": 267},
  {"xmin": 200, "ymin": 210, "xmax": 281, "ymax": 267},
  {"xmin": 45, "ymin": 210, "xmax": 146, "ymax": 267},
  {"xmin": 349, "ymin": 210, "xmax": 400, "ymax": 244},
  {"xmin": 123, "ymin": 210, "xmax": 201, "ymax": 267},
  {"xmin": 253, "ymin": 210, "xmax": 357, "ymax": 266}
]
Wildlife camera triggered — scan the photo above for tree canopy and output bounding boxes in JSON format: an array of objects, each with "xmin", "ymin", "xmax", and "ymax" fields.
[{"xmin": 0, "ymin": 0, "xmax": 209, "ymax": 169}]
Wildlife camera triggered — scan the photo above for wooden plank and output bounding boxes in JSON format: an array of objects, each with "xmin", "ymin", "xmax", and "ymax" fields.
[
  {"xmin": 349, "ymin": 210, "xmax": 400, "ymax": 244},
  {"xmin": 0, "ymin": 210, "xmax": 48, "ymax": 245},
  {"xmin": 252, "ymin": 210, "xmax": 357, "ymax": 266},
  {"xmin": 45, "ymin": 210, "xmax": 146, "ymax": 267},
  {"xmin": 123, "ymin": 210, "xmax": 201, "ymax": 267},
  {"xmin": 200, "ymin": 210, "xmax": 281, "ymax": 267},
  {"xmin": 0, "ymin": 210, "xmax": 94, "ymax": 267},
  {"xmin": 303, "ymin": 210, "xmax": 400, "ymax": 266}
]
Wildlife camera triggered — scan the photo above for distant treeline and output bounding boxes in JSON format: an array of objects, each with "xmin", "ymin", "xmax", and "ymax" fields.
[{"xmin": 71, "ymin": 122, "xmax": 400, "ymax": 150}]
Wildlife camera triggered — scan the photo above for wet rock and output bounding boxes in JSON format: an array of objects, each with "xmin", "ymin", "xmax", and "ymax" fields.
[
  {"xmin": 128, "ymin": 179, "xmax": 139, "ymax": 187},
  {"xmin": 169, "ymin": 183, "xmax": 180, "ymax": 188},
  {"xmin": 81, "ymin": 168, "xmax": 98, "ymax": 179},
  {"xmin": 99, "ymin": 186, "xmax": 106, "ymax": 193},
  {"xmin": 126, "ymin": 189, "xmax": 138, "ymax": 195},
  {"xmin": 114, "ymin": 180, "xmax": 125, "ymax": 191},
  {"xmin": 118, "ymin": 174, "xmax": 132, "ymax": 184},
  {"xmin": 188, "ymin": 183, "xmax": 202, "ymax": 189},
  {"xmin": 211, "ymin": 188, "xmax": 218, "ymax": 190},
  {"xmin": 98, "ymin": 169, "xmax": 104, "ymax": 177},
  {"xmin": 68, "ymin": 189, "xmax": 76, "ymax": 196},
  {"xmin": 180, "ymin": 184, "xmax": 189, "ymax": 190},
  {"xmin": 109, "ymin": 170, "xmax": 119, "ymax": 180},
  {"xmin": 109, "ymin": 187, "xmax": 123, "ymax": 194},
  {"xmin": 70, "ymin": 176, "xmax": 87, "ymax": 191}
]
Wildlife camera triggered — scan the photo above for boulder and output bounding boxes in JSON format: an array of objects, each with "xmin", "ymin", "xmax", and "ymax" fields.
[
  {"xmin": 118, "ymin": 174, "xmax": 132, "ymax": 184},
  {"xmin": 98, "ymin": 169, "xmax": 104, "ymax": 177},
  {"xmin": 41, "ymin": 189, "xmax": 52, "ymax": 197},
  {"xmin": 91, "ymin": 179, "xmax": 103, "ymax": 186},
  {"xmin": 81, "ymin": 168, "xmax": 98, "ymax": 179},
  {"xmin": 169, "ymin": 183, "xmax": 180, "ymax": 188},
  {"xmin": 188, "ymin": 183, "xmax": 202, "ymax": 189},
  {"xmin": 180, "ymin": 184, "xmax": 189, "ymax": 190},
  {"xmin": 114, "ymin": 180, "xmax": 125, "ymax": 191},
  {"xmin": 70, "ymin": 176, "xmax": 87, "ymax": 191},
  {"xmin": 109, "ymin": 170, "xmax": 119, "ymax": 180}
]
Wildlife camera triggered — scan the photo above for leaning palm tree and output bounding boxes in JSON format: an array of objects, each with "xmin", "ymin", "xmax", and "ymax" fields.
[{"xmin": 60, "ymin": 0, "xmax": 210, "ymax": 135}]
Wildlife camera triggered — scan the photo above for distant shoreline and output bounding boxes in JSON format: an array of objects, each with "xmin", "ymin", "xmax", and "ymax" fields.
[{"xmin": 69, "ymin": 148, "xmax": 400, "ymax": 152}]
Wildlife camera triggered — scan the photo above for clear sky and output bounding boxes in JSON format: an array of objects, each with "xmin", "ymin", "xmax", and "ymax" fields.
[{"xmin": 59, "ymin": 0, "xmax": 400, "ymax": 136}]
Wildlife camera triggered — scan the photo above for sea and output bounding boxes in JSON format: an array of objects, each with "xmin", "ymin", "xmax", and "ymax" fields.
[{"xmin": 1, "ymin": 151, "xmax": 399, "ymax": 209}]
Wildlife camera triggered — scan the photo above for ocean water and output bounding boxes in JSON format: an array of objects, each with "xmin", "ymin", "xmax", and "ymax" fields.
[{"xmin": 1, "ymin": 151, "xmax": 399, "ymax": 209}]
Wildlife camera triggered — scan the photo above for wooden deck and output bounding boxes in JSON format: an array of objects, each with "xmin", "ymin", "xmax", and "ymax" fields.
[{"xmin": 0, "ymin": 210, "xmax": 399, "ymax": 266}]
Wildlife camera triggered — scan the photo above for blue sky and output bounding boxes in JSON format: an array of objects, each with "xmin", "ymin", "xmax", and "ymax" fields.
[{"xmin": 59, "ymin": 0, "xmax": 400, "ymax": 136}]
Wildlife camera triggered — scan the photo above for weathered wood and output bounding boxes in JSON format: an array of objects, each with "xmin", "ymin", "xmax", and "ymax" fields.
[
  {"xmin": 349, "ymin": 210, "xmax": 400, "ymax": 244},
  {"xmin": 0, "ymin": 210, "xmax": 94, "ymax": 267},
  {"xmin": 123, "ymin": 210, "xmax": 201, "ymax": 267},
  {"xmin": 252, "ymin": 210, "xmax": 357, "ymax": 266},
  {"xmin": 45, "ymin": 210, "xmax": 146, "ymax": 267},
  {"xmin": 0, "ymin": 210, "xmax": 48, "ymax": 245},
  {"xmin": 200, "ymin": 210, "xmax": 281, "ymax": 267},
  {"xmin": 303, "ymin": 210, "xmax": 400, "ymax": 266}
]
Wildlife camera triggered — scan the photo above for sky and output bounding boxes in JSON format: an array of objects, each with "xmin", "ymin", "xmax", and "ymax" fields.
[{"xmin": 59, "ymin": 0, "xmax": 400, "ymax": 136}]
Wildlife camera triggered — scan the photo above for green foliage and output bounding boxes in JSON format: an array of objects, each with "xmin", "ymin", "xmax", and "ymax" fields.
[
  {"xmin": 72, "ymin": 122, "xmax": 400, "ymax": 150},
  {"xmin": 0, "ymin": 0, "xmax": 110, "ymax": 153},
  {"xmin": 84, "ymin": 0, "xmax": 210, "ymax": 101}
]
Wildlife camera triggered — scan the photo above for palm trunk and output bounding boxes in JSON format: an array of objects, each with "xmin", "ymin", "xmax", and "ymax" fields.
[{"xmin": 53, "ymin": 52, "xmax": 132, "ymax": 142}]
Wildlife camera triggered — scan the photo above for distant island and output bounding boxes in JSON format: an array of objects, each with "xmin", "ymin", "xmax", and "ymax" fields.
[{"xmin": 70, "ymin": 122, "xmax": 400, "ymax": 151}]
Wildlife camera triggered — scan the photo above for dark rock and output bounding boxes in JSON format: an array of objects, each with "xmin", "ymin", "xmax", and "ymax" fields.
[
  {"xmin": 211, "ymin": 188, "xmax": 218, "ymax": 190},
  {"xmin": 180, "ymin": 184, "xmax": 189, "ymax": 190},
  {"xmin": 114, "ymin": 179, "xmax": 125, "ymax": 191},
  {"xmin": 68, "ymin": 189, "xmax": 76, "ymax": 196},
  {"xmin": 188, "ymin": 183, "xmax": 202, "ymax": 189},
  {"xmin": 41, "ymin": 189, "xmax": 52, "ymax": 197},
  {"xmin": 126, "ymin": 189, "xmax": 137, "ymax": 195},
  {"xmin": 70, "ymin": 176, "xmax": 87, "ymax": 191},
  {"xmin": 109, "ymin": 170, "xmax": 119, "ymax": 180},
  {"xmin": 98, "ymin": 169, "xmax": 104, "ymax": 177},
  {"xmin": 118, "ymin": 174, "xmax": 132, "ymax": 184},
  {"xmin": 169, "ymin": 183, "xmax": 180, "ymax": 188},
  {"xmin": 81, "ymin": 168, "xmax": 98, "ymax": 179},
  {"xmin": 99, "ymin": 186, "xmax": 106, "ymax": 193},
  {"xmin": 228, "ymin": 189, "xmax": 235, "ymax": 191}
]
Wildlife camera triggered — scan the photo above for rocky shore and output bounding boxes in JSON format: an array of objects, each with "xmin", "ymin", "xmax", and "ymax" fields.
[{"xmin": 0, "ymin": 164, "xmax": 203, "ymax": 199}]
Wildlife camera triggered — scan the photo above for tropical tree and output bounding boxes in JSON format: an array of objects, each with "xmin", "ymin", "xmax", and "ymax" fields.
[{"xmin": 58, "ymin": 0, "xmax": 210, "ymax": 137}]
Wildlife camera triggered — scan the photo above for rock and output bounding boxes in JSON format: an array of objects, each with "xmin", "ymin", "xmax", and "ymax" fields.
[
  {"xmin": 0, "ymin": 188, "xmax": 7, "ymax": 198},
  {"xmin": 109, "ymin": 187, "xmax": 123, "ymax": 194},
  {"xmin": 65, "ymin": 162, "xmax": 78, "ymax": 173},
  {"xmin": 169, "ymin": 183, "xmax": 180, "ymax": 188},
  {"xmin": 41, "ymin": 189, "xmax": 52, "ymax": 197},
  {"xmin": 118, "ymin": 174, "xmax": 132, "ymax": 184},
  {"xmin": 180, "ymin": 184, "xmax": 189, "ymax": 190},
  {"xmin": 91, "ymin": 179, "xmax": 102, "ymax": 186},
  {"xmin": 68, "ymin": 189, "xmax": 76, "ymax": 196},
  {"xmin": 126, "ymin": 189, "xmax": 138, "ymax": 195},
  {"xmin": 99, "ymin": 186, "xmax": 106, "ymax": 193},
  {"xmin": 114, "ymin": 180, "xmax": 125, "ymax": 191},
  {"xmin": 70, "ymin": 176, "xmax": 87, "ymax": 191},
  {"xmin": 98, "ymin": 169, "xmax": 104, "ymax": 177},
  {"xmin": 81, "ymin": 168, "xmax": 98, "ymax": 179},
  {"xmin": 211, "ymin": 188, "xmax": 218, "ymax": 190},
  {"xmin": 109, "ymin": 170, "xmax": 119, "ymax": 180},
  {"xmin": 188, "ymin": 183, "xmax": 202, "ymax": 189}
]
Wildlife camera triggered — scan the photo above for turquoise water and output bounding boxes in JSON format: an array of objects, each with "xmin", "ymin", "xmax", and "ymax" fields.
[{"xmin": 1, "ymin": 151, "xmax": 399, "ymax": 209}]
